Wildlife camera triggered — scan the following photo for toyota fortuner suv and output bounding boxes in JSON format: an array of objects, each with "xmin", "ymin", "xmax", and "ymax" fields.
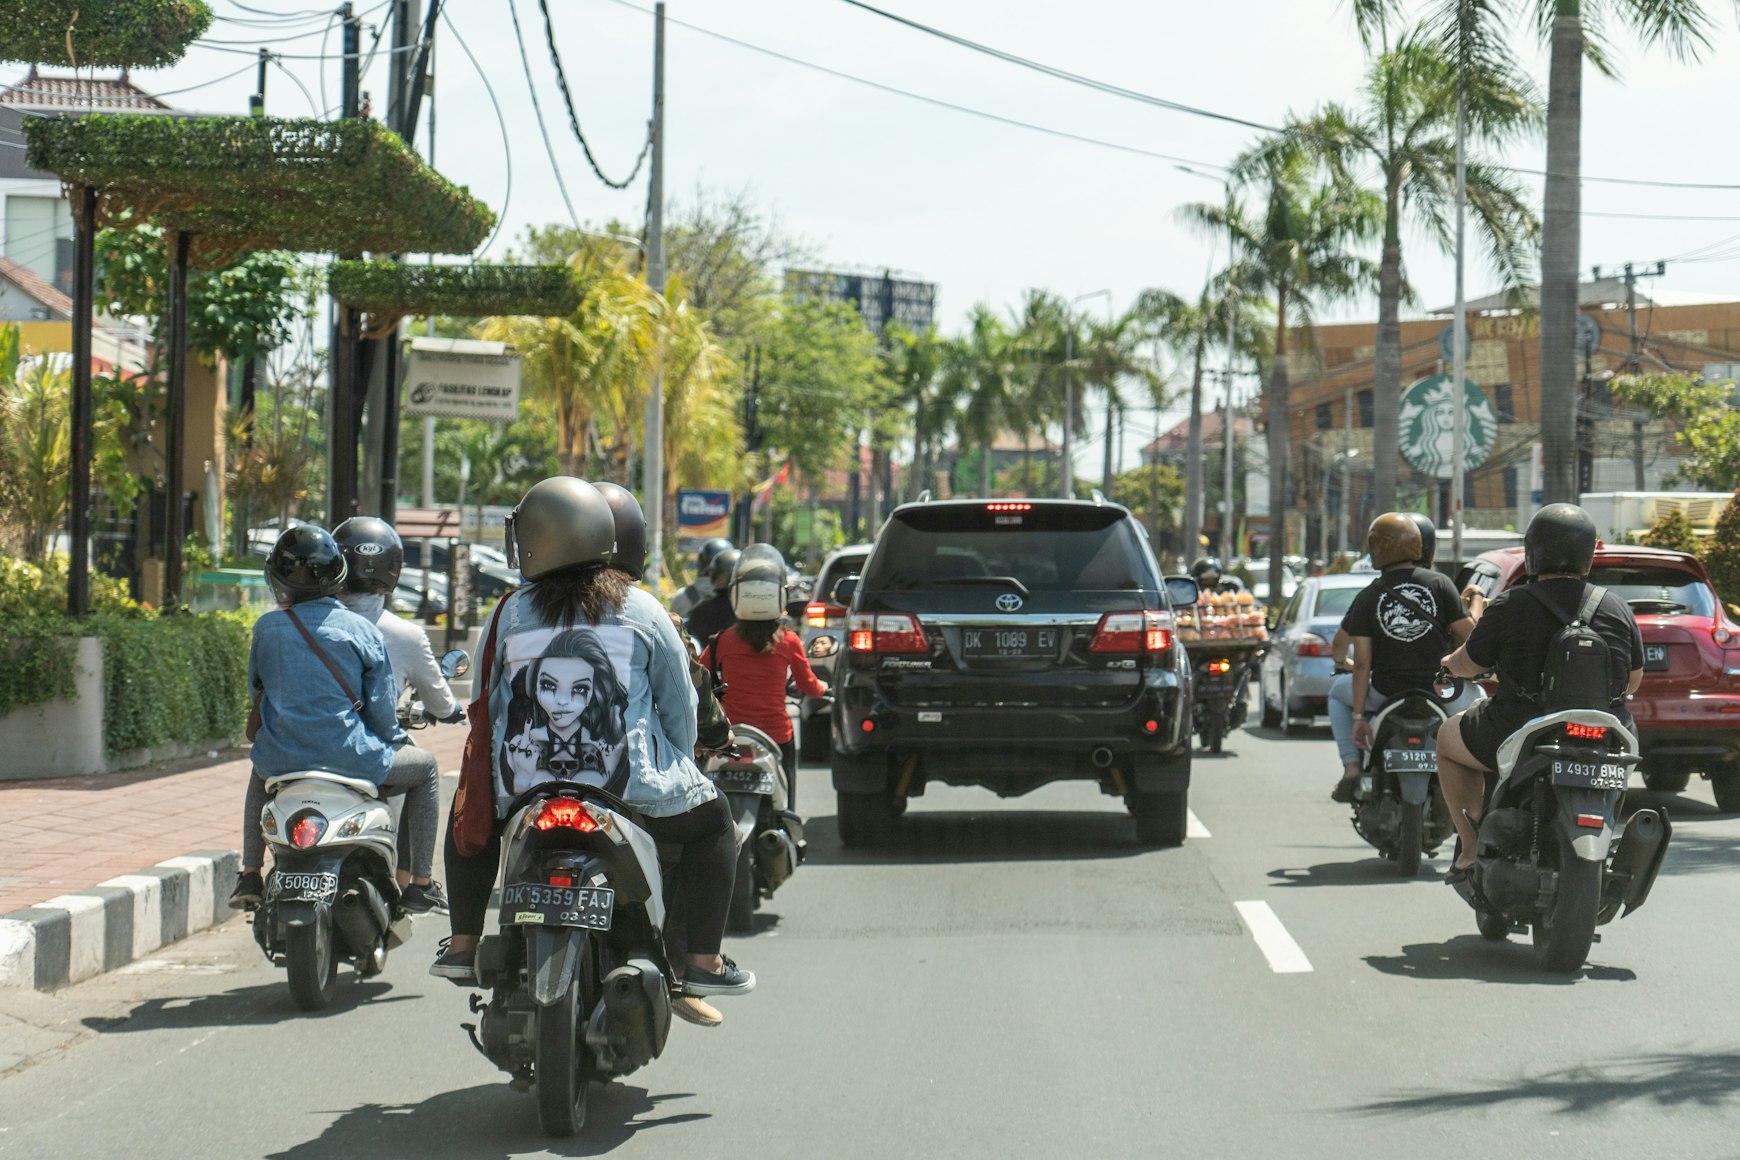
[{"xmin": 829, "ymin": 498, "xmax": 1196, "ymax": 847}]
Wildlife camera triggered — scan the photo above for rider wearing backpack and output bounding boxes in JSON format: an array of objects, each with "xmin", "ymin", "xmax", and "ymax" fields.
[{"xmin": 1435, "ymin": 504, "xmax": 1644, "ymax": 878}]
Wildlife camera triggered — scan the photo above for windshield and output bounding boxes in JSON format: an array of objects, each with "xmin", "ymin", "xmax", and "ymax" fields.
[
  {"xmin": 1587, "ymin": 565, "xmax": 1716, "ymax": 617},
  {"xmin": 865, "ymin": 507, "xmax": 1156, "ymax": 592},
  {"xmin": 1311, "ymin": 585, "xmax": 1362, "ymax": 618}
]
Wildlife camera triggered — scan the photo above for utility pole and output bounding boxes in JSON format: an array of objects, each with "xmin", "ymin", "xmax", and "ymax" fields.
[
  {"xmin": 642, "ymin": 2, "xmax": 668, "ymax": 581},
  {"xmin": 327, "ymin": 3, "xmax": 362, "ymax": 525},
  {"xmin": 1061, "ymin": 327, "xmax": 1075, "ymax": 499},
  {"xmin": 1592, "ymin": 260, "xmax": 1666, "ymax": 493},
  {"xmin": 1450, "ymin": 63, "xmax": 1469, "ymax": 569},
  {"xmin": 250, "ymin": 48, "xmax": 268, "ymax": 117},
  {"xmin": 1339, "ymin": 383, "xmax": 1352, "ymax": 555}
]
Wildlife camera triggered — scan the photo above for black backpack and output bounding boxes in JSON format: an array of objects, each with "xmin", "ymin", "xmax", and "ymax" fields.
[{"xmin": 1526, "ymin": 584, "xmax": 1614, "ymax": 712}]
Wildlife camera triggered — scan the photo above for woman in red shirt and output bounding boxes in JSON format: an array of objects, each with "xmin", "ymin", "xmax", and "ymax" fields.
[{"xmin": 700, "ymin": 545, "xmax": 827, "ymax": 782}]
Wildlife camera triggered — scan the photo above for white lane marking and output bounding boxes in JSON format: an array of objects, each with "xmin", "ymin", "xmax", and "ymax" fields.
[
  {"xmin": 1234, "ymin": 901, "xmax": 1313, "ymax": 974},
  {"xmin": 1187, "ymin": 809, "xmax": 1210, "ymax": 839}
]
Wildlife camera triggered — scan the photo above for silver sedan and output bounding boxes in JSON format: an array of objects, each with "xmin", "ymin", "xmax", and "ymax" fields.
[{"xmin": 1257, "ymin": 572, "xmax": 1372, "ymax": 733}]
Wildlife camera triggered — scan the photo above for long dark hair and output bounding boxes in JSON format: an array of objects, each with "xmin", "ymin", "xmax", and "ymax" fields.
[
  {"xmin": 732, "ymin": 618, "xmax": 782, "ymax": 655},
  {"xmin": 530, "ymin": 563, "xmax": 632, "ymax": 627}
]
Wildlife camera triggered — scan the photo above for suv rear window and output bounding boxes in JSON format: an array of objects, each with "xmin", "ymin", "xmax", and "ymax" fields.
[
  {"xmin": 1589, "ymin": 564, "xmax": 1717, "ymax": 618},
  {"xmin": 864, "ymin": 505, "xmax": 1156, "ymax": 592}
]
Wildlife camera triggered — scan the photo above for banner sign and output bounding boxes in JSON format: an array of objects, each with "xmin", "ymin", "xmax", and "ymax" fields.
[
  {"xmin": 1399, "ymin": 375, "xmax": 1498, "ymax": 479},
  {"xmin": 404, "ymin": 337, "xmax": 521, "ymax": 422},
  {"xmin": 677, "ymin": 489, "xmax": 732, "ymax": 547}
]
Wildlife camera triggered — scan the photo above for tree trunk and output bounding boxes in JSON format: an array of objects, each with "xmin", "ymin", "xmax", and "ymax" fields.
[
  {"xmin": 1372, "ymin": 195, "xmax": 1403, "ymax": 513},
  {"xmin": 978, "ymin": 438, "xmax": 991, "ymax": 497},
  {"xmin": 1269, "ymin": 290, "xmax": 1290, "ymax": 606},
  {"xmin": 1183, "ymin": 331, "xmax": 1207, "ymax": 559},
  {"xmin": 1102, "ymin": 390, "xmax": 1116, "ymax": 494},
  {"xmin": 1540, "ymin": 6, "xmax": 1583, "ymax": 505}
]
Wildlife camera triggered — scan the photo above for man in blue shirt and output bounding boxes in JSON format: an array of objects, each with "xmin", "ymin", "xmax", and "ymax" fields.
[{"xmin": 230, "ymin": 527, "xmax": 446, "ymax": 913}]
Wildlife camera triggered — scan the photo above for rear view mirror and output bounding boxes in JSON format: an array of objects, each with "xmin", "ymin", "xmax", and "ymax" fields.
[
  {"xmin": 1164, "ymin": 575, "xmax": 1200, "ymax": 608},
  {"xmin": 440, "ymin": 649, "xmax": 471, "ymax": 678},
  {"xmin": 831, "ymin": 574, "xmax": 860, "ymax": 605}
]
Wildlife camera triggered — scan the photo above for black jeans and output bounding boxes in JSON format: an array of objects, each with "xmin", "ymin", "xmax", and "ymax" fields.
[{"xmin": 444, "ymin": 792, "xmax": 737, "ymax": 955}]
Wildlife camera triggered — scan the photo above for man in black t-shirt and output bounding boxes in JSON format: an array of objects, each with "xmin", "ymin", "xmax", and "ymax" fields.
[
  {"xmin": 1329, "ymin": 514, "xmax": 1479, "ymax": 802},
  {"xmin": 1437, "ymin": 504, "xmax": 1645, "ymax": 877}
]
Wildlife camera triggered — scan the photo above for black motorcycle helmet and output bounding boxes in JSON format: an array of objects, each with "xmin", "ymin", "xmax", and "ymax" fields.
[
  {"xmin": 593, "ymin": 481, "xmax": 647, "ymax": 580},
  {"xmin": 1406, "ymin": 513, "xmax": 1438, "ymax": 568},
  {"xmin": 707, "ymin": 548, "xmax": 742, "ymax": 591},
  {"xmin": 1190, "ymin": 556, "xmax": 1223, "ymax": 584},
  {"xmin": 266, "ymin": 525, "xmax": 347, "ymax": 605},
  {"xmin": 332, "ymin": 516, "xmax": 404, "ymax": 595},
  {"xmin": 1524, "ymin": 503, "xmax": 1598, "ymax": 577},
  {"xmin": 696, "ymin": 537, "xmax": 735, "ymax": 575}
]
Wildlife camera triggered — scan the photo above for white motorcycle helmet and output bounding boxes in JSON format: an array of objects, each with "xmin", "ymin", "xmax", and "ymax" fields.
[{"xmin": 730, "ymin": 543, "xmax": 788, "ymax": 622}]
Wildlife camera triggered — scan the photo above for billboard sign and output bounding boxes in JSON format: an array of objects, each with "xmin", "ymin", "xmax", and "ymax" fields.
[
  {"xmin": 1399, "ymin": 375, "xmax": 1497, "ymax": 479},
  {"xmin": 404, "ymin": 337, "xmax": 521, "ymax": 422},
  {"xmin": 677, "ymin": 489, "xmax": 732, "ymax": 548}
]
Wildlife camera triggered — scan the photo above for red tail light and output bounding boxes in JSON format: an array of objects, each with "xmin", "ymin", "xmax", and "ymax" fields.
[
  {"xmin": 1205, "ymin": 659, "xmax": 1233, "ymax": 675},
  {"xmin": 549, "ymin": 875, "xmax": 573, "ymax": 887},
  {"xmin": 1576, "ymin": 813, "xmax": 1607, "ymax": 829},
  {"xmin": 289, "ymin": 814, "xmax": 327, "ymax": 849},
  {"xmin": 985, "ymin": 502, "xmax": 1032, "ymax": 512},
  {"xmin": 806, "ymin": 601, "xmax": 846, "ymax": 628},
  {"xmin": 534, "ymin": 798, "xmax": 599, "ymax": 833},
  {"xmin": 1295, "ymin": 634, "xmax": 1332, "ymax": 658},
  {"xmin": 1565, "ymin": 722, "xmax": 1608, "ymax": 740},
  {"xmin": 1091, "ymin": 611, "xmax": 1175, "ymax": 655},
  {"xmin": 848, "ymin": 612, "xmax": 927, "ymax": 654}
]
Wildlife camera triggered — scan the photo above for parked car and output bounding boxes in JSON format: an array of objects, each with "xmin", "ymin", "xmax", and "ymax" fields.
[
  {"xmin": 1241, "ymin": 557, "xmax": 1301, "ymax": 605},
  {"xmin": 1458, "ymin": 544, "xmax": 1740, "ymax": 807},
  {"xmin": 1258, "ymin": 572, "xmax": 1372, "ymax": 732},
  {"xmin": 391, "ymin": 567, "xmax": 449, "ymax": 619},
  {"xmin": 829, "ymin": 498, "xmax": 1197, "ymax": 847},
  {"xmin": 796, "ymin": 544, "xmax": 875, "ymax": 762},
  {"xmin": 403, "ymin": 537, "xmax": 520, "ymax": 600}
]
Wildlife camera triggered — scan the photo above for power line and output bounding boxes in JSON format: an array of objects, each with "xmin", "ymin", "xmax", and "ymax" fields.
[
  {"xmin": 441, "ymin": 7, "xmax": 511, "ymax": 249},
  {"xmin": 597, "ymin": 0, "xmax": 1228, "ymax": 171},
  {"xmin": 270, "ymin": 54, "xmax": 321, "ymax": 116},
  {"xmin": 507, "ymin": 0, "xmax": 582, "ymax": 230},
  {"xmin": 537, "ymin": 0, "xmax": 651, "ymax": 190}
]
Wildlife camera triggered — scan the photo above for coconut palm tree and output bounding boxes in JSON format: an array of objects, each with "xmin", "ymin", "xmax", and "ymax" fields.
[
  {"xmin": 1187, "ymin": 146, "xmax": 1382, "ymax": 604},
  {"xmin": 1272, "ymin": 29, "xmax": 1539, "ymax": 513},
  {"xmin": 882, "ymin": 324, "xmax": 949, "ymax": 501},
  {"xmin": 1074, "ymin": 309, "xmax": 1169, "ymax": 493},
  {"xmin": 943, "ymin": 307, "xmax": 1018, "ymax": 497}
]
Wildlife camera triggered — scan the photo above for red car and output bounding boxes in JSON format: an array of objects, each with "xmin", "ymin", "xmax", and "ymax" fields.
[{"xmin": 1458, "ymin": 544, "xmax": 1740, "ymax": 809}]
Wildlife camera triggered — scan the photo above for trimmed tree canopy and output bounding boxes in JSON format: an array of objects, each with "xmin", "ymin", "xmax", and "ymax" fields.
[
  {"xmin": 24, "ymin": 114, "xmax": 493, "ymax": 257},
  {"xmin": 329, "ymin": 261, "xmax": 581, "ymax": 319},
  {"xmin": 1, "ymin": 1, "xmax": 212, "ymax": 69}
]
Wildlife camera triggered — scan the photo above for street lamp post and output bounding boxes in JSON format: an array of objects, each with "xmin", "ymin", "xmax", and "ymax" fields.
[{"xmin": 1064, "ymin": 289, "xmax": 1111, "ymax": 498}]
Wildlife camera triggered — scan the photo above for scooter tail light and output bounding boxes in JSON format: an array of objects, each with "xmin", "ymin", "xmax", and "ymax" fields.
[
  {"xmin": 1565, "ymin": 722, "xmax": 1608, "ymax": 740},
  {"xmin": 534, "ymin": 798, "xmax": 599, "ymax": 833},
  {"xmin": 288, "ymin": 813, "xmax": 327, "ymax": 849}
]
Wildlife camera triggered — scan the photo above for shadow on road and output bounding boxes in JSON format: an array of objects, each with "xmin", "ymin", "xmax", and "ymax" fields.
[
  {"xmin": 264, "ymin": 1083, "xmax": 707, "ymax": 1159},
  {"xmin": 1242, "ymin": 723, "xmax": 1332, "ymax": 742},
  {"xmin": 81, "ymin": 979, "xmax": 413, "ymax": 1033},
  {"xmin": 805, "ymin": 809, "xmax": 1157, "ymax": 866},
  {"xmin": 1266, "ymin": 858, "xmax": 1441, "ymax": 888},
  {"xmin": 1362, "ymin": 934, "xmax": 1637, "ymax": 986},
  {"xmin": 1349, "ymin": 1051, "xmax": 1740, "ymax": 1117}
]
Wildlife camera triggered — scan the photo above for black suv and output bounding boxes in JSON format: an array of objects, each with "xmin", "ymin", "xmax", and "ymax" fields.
[{"xmin": 829, "ymin": 498, "xmax": 1195, "ymax": 847}]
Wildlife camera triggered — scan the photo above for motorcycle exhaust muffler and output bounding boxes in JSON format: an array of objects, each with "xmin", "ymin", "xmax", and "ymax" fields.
[
  {"xmin": 1607, "ymin": 806, "xmax": 1672, "ymax": 918},
  {"xmin": 333, "ymin": 881, "xmax": 388, "ymax": 957},
  {"xmin": 755, "ymin": 828, "xmax": 799, "ymax": 892}
]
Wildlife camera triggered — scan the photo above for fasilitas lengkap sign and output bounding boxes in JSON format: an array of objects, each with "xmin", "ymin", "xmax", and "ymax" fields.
[{"xmin": 404, "ymin": 337, "xmax": 522, "ymax": 422}]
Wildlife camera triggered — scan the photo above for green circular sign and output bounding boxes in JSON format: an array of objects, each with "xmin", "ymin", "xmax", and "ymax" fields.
[{"xmin": 1398, "ymin": 375, "xmax": 1497, "ymax": 479}]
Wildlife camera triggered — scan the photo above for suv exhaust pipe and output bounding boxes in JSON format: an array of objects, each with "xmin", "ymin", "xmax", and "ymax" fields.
[{"xmin": 1091, "ymin": 747, "xmax": 1115, "ymax": 769}]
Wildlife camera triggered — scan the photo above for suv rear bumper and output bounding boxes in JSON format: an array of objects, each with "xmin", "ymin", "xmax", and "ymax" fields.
[{"xmin": 1636, "ymin": 725, "xmax": 1740, "ymax": 768}]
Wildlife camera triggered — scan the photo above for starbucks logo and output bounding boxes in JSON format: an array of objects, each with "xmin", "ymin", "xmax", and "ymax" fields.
[
  {"xmin": 1398, "ymin": 375, "xmax": 1497, "ymax": 479},
  {"xmin": 1376, "ymin": 582, "xmax": 1438, "ymax": 643}
]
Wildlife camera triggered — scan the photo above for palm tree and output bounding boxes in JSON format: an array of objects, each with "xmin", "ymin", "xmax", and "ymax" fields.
[
  {"xmin": 881, "ymin": 324, "xmax": 948, "ymax": 501},
  {"xmin": 1187, "ymin": 146, "xmax": 1382, "ymax": 603},
  {"xmin": 1275, "ymin": 29, "xmax": 1539, "ymax": 513},
  {"xmin": 943, "ymin": 307, "xmax": 1018, "ymax": 497},
  {"xmin": 1076, "ymin": 309, "xmax": 1168, "ymax": 493}
]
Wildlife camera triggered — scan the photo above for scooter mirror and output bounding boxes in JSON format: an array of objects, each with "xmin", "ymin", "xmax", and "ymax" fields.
[{"xmin": 440, "ymin": 649, "xmax": 471, "ymax": 678}]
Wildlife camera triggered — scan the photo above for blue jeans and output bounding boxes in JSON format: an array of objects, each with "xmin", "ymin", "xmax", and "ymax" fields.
[{"xmin": 1327, "ymin": 673, "xmax": 1483, "ymax": 768}]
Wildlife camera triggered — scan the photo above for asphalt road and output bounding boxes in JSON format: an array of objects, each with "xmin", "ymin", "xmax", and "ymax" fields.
[{"xmin": 4, "ymin": 718, "xmax": 1739, "ymax": 1159}]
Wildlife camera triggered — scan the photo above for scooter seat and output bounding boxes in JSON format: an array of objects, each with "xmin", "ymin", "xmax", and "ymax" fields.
[{"xmin": 263, "ymin": 771, "xmax": 381, "ymax": 799}]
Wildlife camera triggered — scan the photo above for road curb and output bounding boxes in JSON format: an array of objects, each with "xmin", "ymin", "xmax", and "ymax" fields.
[{"xmin": 0, "ymin": 849, "xmax": 238, "ymax": 991}]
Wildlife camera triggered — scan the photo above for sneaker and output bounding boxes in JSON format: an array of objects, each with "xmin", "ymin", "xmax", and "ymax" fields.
[
  {"xmin": 402, "ymin": 880, "xmax": 450, "ymax": 915},
  {"xmin": 429, "ymin": 937, "xmax": 477, "ymax": 984},
  {"xmin": 1330, "ymin": 778, "xmax": 1358, "ymax": 804},
  {"xmin": 228, "ymin": 870, "xmax": 264, "ymax": 911},
  {"xmin": 683, "ymin": 956, "xmax": 755, "ymax": 997},
  {"xmin": 672, "ymin": 995, "xmax": 724, "ymax": 1027}
]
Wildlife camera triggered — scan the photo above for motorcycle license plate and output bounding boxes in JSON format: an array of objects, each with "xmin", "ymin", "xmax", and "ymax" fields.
[
  {"xmin": 1383, "ymin": 748, "xmax": 1437, "ymax": 772},
  {"xmin": 499, "ymin": 882, "xmax": 615, "ymax": 930},
  {"xmin": 1643, "ymin": 644, "xmax": 1669, "ymax": 671},
  {"xmin": 272, "ymin": 871, "xmax": 337, "ymax": 902},
  {"xmin": 1550, "ymin": 760, "xmax": 1629, "ymax": 791},
  {"xmin": 961, "ymin": 628, "xmax": 1057, "ymax": 660},
  {"xmin": 714, "ymin": 767, "xmax": 778, "ymax": 795}
]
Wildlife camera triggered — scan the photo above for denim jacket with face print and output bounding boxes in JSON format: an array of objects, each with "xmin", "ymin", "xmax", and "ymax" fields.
[{"xmin": 487, "ymin": 584, "xmax": 716, "ymax": 819}]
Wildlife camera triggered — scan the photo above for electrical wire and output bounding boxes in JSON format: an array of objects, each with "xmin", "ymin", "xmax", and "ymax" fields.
[
  {"xmin": 440, "ymin": 7, "xmax": 511, "ymax": 249},
  {"xmin": 596, "ymin": 0, "xmax": 1228, "ymax": 171},
  {"xmin": 192, "ymin": 39, "xmax": 420, "ymax": 59},
  {"xmin": 270, "ymin": 54, "xmax": 322, "ymax": 116},
  {"xmin": 507, "ymin": 0, "xmax": 582, "ymax": 230},
  {"xmin": 537, "ymin": 0, "xmax": 652, "ymax": 190}
]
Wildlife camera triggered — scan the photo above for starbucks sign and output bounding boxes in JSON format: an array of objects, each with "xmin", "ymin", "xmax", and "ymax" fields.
[{"xmin": 1398, "ymin": 375, "xmax": 1497, "ymax": 479}]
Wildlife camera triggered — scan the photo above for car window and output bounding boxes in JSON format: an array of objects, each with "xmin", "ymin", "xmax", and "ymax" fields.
[
  {"xmin": 864, "ymin": 507, "xmax": 1155, "ymax": 592},
  {"xmin": 816, "ymin": 551, "xmax": 870, "ymax": 603},
  {"xmin": 1588, "ymin": 564, "xmax": 1716, "ymax": 617},
  {"xmin": 1278, "ymin": 587, "xmax": 1304, "ymax": 628},
  {"xmin": 1311, "ymin": 585, "xmax": 1360, "ymax": 618}
]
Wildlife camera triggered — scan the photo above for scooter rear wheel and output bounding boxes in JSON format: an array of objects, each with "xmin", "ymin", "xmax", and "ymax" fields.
[
  {"xmin": 1396, "ymin": 801, "xmax": 1424, "ymax": 877},
  {"xmin": 1533, "ymin": 840, "xmax": 1601, "ymax": 972},
  {"xmin": 536, "ymin": 976, "xmax": 590, "ymax": 1137},
  {"xmin": 726, "ymin": 840, "xmax": 756, "ymax": 933},
  {"xmin": 285, "ymin": 917, "xmax": 337, "ymax": 1011}
]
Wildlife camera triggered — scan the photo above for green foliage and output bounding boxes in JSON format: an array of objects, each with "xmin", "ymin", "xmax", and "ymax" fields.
[
  {"xmin": 1612, "ymin": 372, "xmax": 1740, "ymax": 490},
  {"xmin": 1702, "ymin": 493, "xmax": 1740, "ymax": 610},
  {"xmin": 329, "ymin": 262, "xmax": 580, "ymax": 319},
  {"xmin": 399, "ymin": 411, "xmax": 559, "ymax": 512},
  {"xmin": 1638, "ymin": 508, "xmax": 1700, "ymax": 554},
  {"xmin": 0, "ymin": 556, "xmax": 136, "ymax": 718},
  {"xmin": 97, "ymin": 610, "xmax": 252, "ymax": 754},
  {"xmin": 0, "ymin": 1, "xmax": 211, "ymax": 69},
  {"xmin": 24, "ymin": 115, "xmax": 492, "ymax": 256},
  {"xmin": 1110, "ymin": 463, "xmax": 1186, "ymax": 523},
  {"xmin": 755, "ymin": 297, "xmax": 886, "ymax": 479}
]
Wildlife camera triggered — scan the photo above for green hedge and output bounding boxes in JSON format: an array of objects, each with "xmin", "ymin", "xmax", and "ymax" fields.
[
  {"xmin": 329, "ymin": 261, "xmax": 580, "ymax": 318},
  {"xmin": 1, "ymin": 1, "xmax": 212, "ymax": 69}
]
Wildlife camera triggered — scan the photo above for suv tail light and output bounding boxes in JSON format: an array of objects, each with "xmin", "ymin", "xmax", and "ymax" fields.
[
  {"xmin": 534, "ymin": 798, "xmax": 600, "ymax": 833},
  {"xmin": 1295, "ymin": 633, "xmax": 1332, "ymax": 658},
  {"xmin": 1090, "ymin": 610, "xmax": 1174, "ymax": 655},
  {"xmin": 1565, "ymin": 722, "xmax": 1608, "ymax": 741},
  {"xmin": 848, "ymin": 612, "xmax": 928, "ymax": 654},
  {"xmin": 806, "ymin": 601, "xmax": 847, "ymax": 628}
]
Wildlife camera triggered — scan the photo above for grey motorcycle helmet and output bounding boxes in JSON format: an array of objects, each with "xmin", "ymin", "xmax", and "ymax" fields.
[
  {"xmin": 504, "ymin": 476, "xmax": 616, "ymax": 581},
  {"xmin": 592, "ymin": 481, "xmax": 647, "ymax": 580},
  {"xmin": 731, "ymin": 543, "xmax": 788, "ymax": 622},
  {"xmin": 1524, "ymin": 502, "xmax": 1598, "ymax": 577}
]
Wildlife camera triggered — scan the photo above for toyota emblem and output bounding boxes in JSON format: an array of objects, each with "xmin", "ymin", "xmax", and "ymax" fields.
[{"xmin": 995, "ymin": 592, "xmax": 1024, "ymax": 612}]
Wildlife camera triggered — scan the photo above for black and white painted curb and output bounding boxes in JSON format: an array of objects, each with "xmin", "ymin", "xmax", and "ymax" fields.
[{"xmin": 0, "ymin": 850, "xmax": 239, "ymax": 991}]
